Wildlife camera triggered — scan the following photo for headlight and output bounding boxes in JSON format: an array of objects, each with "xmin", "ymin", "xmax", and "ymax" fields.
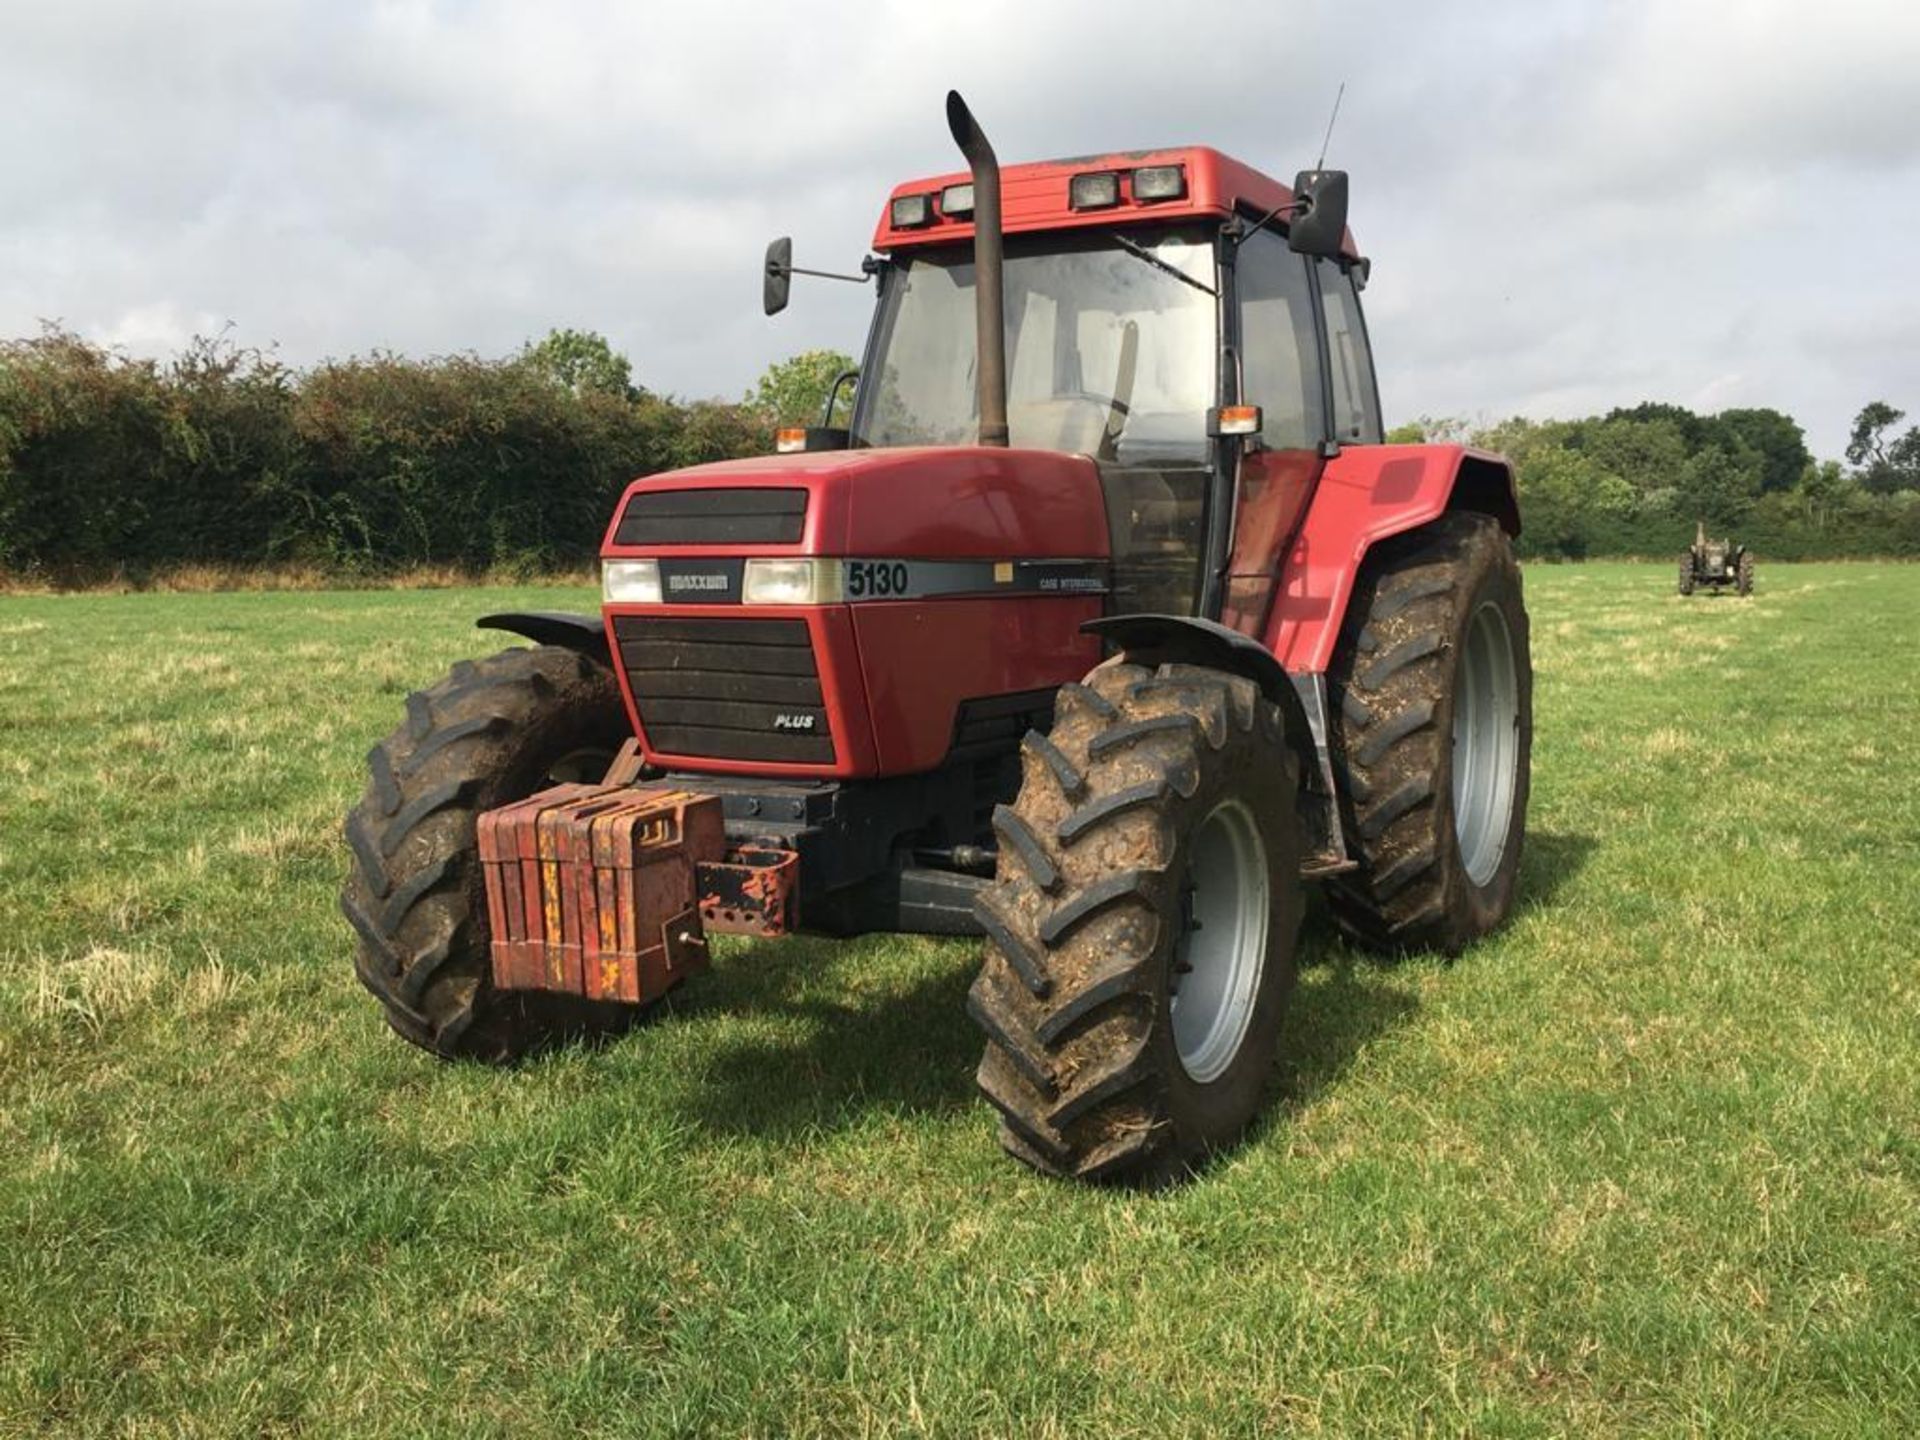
[
  {"xmin": 1131, "ymin": 164, "xmax": 1187, "ymax": 202},
  {"xmin": 601, "ymin": 559, "xmax": 662, "ymax": 604},
  {"xmin": 1068, "ymin": 171, "xmax": 1121, "ymax": 210},
  {"xmin": 890, "ymin": 194, "xmax": 933, "ymax": 228},
  {"xmin": 742, "ymin": 558, "xmax": 844, "ymax": 605}
]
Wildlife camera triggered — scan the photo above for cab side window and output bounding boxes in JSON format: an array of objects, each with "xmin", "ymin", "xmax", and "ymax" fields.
[
  {"xmin": 1315, "ymin": 260, "xmax": 1382, "ymax": 443},
  {"xmin": 1235, "ymin": 231, "xmax": 1322, "ymax": 450}
]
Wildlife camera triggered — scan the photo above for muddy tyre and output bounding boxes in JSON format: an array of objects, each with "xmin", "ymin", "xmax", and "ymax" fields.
[
  {"xmin": 1736, "ymin": 552, "xmax": 1754, "ymax": 596},
  {"xmin": 1678, "ymin": 553, "xmax": 1696, "ymax": 596},
  {"xmin": 967, "ymin": 661, "xmax": 1304, "ymax": 1184},
  {"xmin": 1326, "ymin": 512, "xmax": 1532, "ymax": 955},
  {"xmin": 341, "ymin": 645, "xmax": 632, "ymax": 1061}
]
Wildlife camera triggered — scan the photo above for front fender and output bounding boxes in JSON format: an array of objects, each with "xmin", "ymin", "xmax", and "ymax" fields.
[
  {"xmin": 1081, "ymin": 613, "xmax": 1349, "ymax": 869},
  {"xmin": 1082, "ymin": 614, "xmax": 1313, "ymax": 765},
  {"xmin": 476, "ymin": 611, "xmax": 610, "ymax": 667}
]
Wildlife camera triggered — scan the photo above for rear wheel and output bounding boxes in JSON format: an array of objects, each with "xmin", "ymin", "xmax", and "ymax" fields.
[
  {"xmin": 340, "ymin": 645, "xmax": 632, "ymax": 1061},
  {"xmin": 1736, "ymin": 552, "xmax": 1754, "ymax": 596},
  {"xmin": 1326, "ymin": 512, "xmax": 1533, "ymax": 955},
  {"xmin": 967, "ymin": 660, "xmax": 1303, "ymax": 1184}
]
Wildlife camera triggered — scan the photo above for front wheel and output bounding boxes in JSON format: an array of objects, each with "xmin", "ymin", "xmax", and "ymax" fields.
[
  {"xmin": 967, "ymin": 660, "xmax": 1304, "ymax": 1184},
  {"xmin": 1326, "ymin": 512, "xmax": 1533, "ymax": 955},
  {"xmin": 1679, "ymin": 553, "xmax": 1696, "ymax": 595},
  {"xmin": 1736, "ymin": 552, "xmax": 1754, "ymax": 596},
  {"xmin": 340, "ymin": 645, "xmax": 633, "ymax": 1061}
]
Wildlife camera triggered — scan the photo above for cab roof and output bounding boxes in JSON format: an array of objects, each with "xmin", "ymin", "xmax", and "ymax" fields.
[{"xmin": 873, "ymin": 144, "xmax": 1358, "ymax": 261}]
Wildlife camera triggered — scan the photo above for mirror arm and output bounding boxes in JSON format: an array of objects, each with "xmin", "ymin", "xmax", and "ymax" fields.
[
  {"xmin": 1230, "ymin": 199, "xmax": 1308, "ymax": 248},
  {"xmin": 775, "ymin": 263, "xmax": 872, "ymax": 285}
]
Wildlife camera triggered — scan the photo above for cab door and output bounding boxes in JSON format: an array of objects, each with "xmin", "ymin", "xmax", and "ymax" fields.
[
  {"xmin": 1222, "ymin": 231, "xmax": 1328, "ymax": 636},
  {"xmin": 1313, "ymin": 256, "xmax": 1383, "ymax": 446}
]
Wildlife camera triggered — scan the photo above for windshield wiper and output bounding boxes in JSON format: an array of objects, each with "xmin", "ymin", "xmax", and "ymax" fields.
[{"xmin": 1112, "ymin": 235, "xmax": 1216, "ymax": 296}]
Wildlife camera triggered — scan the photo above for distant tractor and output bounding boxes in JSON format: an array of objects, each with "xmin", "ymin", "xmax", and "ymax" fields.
[
  {"xmin": 341, "ymin": 92, "xmax": 1534, "ymax": 1184},
  {"xmin": 1679, "ymin": 521, "xmax": 1754, "ymax": 596}
]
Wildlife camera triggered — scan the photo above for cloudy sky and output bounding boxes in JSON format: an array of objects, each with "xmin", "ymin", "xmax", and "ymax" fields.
[{"xmin": 4, "ymin": 0, "xmax": 1916, "ymax": 458}]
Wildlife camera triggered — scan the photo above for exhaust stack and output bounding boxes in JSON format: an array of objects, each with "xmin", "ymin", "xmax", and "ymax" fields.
[{"xmin": 945, "ymin": 90, "xmax": 1009, "ymax": 447}]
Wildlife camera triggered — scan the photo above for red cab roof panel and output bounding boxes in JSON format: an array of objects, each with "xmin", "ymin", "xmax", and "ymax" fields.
[{"xmin": 874, "ymin": 145, "xmax": 1358, "ymax": 260}]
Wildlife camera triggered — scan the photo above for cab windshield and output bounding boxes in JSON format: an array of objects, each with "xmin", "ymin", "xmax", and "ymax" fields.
[{"xmin": 853, "ymin": 227, "xmax": 1218, "ymax": 465}]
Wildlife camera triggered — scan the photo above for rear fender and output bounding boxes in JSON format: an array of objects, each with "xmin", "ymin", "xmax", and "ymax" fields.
[
  {"xmin": 476, "ymin": 611, "xmax": 610, "ymax": 667},
  {"xmin": 1267, "ymin": 444, "xmax": 1518, "ymax": 673}
]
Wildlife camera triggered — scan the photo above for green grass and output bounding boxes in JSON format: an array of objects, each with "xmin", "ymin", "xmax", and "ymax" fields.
[{"xmin": 1, "ymin": 564, "xmax": 1915, "ymax": 1437}]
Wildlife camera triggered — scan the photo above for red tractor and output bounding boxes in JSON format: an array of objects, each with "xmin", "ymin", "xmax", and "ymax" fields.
[{"xmin": 342, "ymin": 93, "xmax": 1532, "ymax": 1184}]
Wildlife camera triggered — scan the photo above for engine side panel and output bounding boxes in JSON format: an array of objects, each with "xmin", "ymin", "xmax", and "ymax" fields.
[{"xmin": 1266, "ymin": 444, "xmax": 1519, "ymax": 673}]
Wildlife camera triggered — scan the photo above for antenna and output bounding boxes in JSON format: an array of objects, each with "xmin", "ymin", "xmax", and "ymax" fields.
[
  {"xmin": 1231, "ymin": 81, "xmax": 1352, "ymax": 249},
  {"xmin": 1315, "ymin": 82, "xmax": 1346, "ymax": 171}
]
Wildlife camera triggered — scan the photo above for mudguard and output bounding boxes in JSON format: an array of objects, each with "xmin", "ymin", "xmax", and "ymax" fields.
[
  {"xmin": 476, "ymin": 611, "xmax": 611, "ymax": 666},
  {"xmin": 1267, "ymin": 444, "xmax": 1518, "ymax": 674},
  {"xmin": 1081, "ymin": 613, "xmax": 1349, "ymax": 871},
  {"xmin": 1082, "ymin": 614, "xmax": 1313, "ymax": 767}
]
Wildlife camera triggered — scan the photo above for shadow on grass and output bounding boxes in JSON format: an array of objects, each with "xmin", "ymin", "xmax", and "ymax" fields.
[
  {"xmin": 673, "ymin": 937, "xmax": 1439, "ymax": 1148},
  {"xmin": 1233, "ymin": 828, "xmax": 1598, "ymax": 1154},
  {"xmin": 1232, "ymin": 948, "xmax": 1424, "ymax": 1159},
  {"xmin": 667, "ymin": 933, "xmax": 982, "ymax": 1139},
  {"xmin": 1513, "ymin": 829, "xmax": 1599, "ymax": 918},
  {"xmin": 1291, "ymin": 828, "xmax": 1595, "ymax": 963},
  {"xmin": 634, "ymin": 830, "xmax": 1599, "ymax": 1148}
]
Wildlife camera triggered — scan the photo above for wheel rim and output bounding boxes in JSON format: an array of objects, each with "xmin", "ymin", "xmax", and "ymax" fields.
[
  {"xmin": 1170, "ymin": 799, "xmax": 1270, "ymax": 1084},
  {"xmin": 1451, "ymin": 601, "xmax": 1520, "ymax": 888}
]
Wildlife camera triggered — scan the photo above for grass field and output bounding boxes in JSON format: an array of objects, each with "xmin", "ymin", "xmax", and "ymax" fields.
[{"xmin": 2, "ymin": 563, "xmax": 1916, "ymax": 1437}]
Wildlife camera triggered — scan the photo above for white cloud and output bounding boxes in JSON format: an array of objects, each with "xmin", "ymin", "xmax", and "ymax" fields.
[
  {"xmin": 2, "ymin": 0, "xmax": 1916, "ymax": 454},
  {"xmin": 90, "ymin": 302, "xmax": 228, "ymax": 356}
]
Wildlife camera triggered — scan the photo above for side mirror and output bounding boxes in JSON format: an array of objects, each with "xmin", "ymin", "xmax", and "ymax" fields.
[
  {"xmin": 1286, "ymin": 170, "xmax": 1349, "ymax": 258},
  {"xmin": 763, "ymin": 237, "xmax": 792, "ymax": 316}
]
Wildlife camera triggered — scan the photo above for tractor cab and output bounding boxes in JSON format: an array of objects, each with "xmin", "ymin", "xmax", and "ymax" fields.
[{"xmin": 773, "ymin": 142, "xmax": 1382, "ymax": 632}]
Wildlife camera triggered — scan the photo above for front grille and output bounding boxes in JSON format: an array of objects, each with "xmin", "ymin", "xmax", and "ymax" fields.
[
  {"xmin": 949, "ymin": 688, "xmax": 1057, "ymax": 761},
  {"xmin": 612, "ymin": 615, "xmax": 834, "ymax": 764},
  {"xmin": 614, "ymin": 488, "xmax": 807, "ymax": 546}
]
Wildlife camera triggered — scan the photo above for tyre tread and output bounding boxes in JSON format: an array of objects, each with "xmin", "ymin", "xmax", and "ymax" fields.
[
  {"xmin": 967, "ymin": 656, "xmax": 1301, "ymax": 1184},
  {"xmin": 1325, "ymin": 511, "xmax": 1531, "ymax": 955},
  {"xmin": 339, "ymin": 645, "xmax": 627, "ymax": 1061}
]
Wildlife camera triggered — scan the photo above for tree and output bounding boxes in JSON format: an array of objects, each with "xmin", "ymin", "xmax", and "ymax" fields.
[
  {"xmin": 1678, "ymin": 443, "xmax": 1760, "ymax": 525},
  {"xmin": 1889, "ymin": 428, "xmax": 1920, "ymax": 492},
  {"xmin": 1582, "ymin": 414, "xmax": 1691, "ymax": 513},
  {"xmin": 1845, "ymin": 401, "xmax": 1902, "ymax": 467},
  {"xmin": 521, "ymin": 329, "xmax": 636, "ymax": 399},
  {"xmin": 1605, "ymin": 401, "xmax": 1710, "ymax": 449},
  {"xmin": 1715, "ymin": 407, "xmax": 1811, "ymax": 494},
  {"xmin": 752, "ymin": 349, "xmax": 858, "ymax": 427},
  {"xmin": 1846, "ymin": 401, "xmax": 1920, "ymax": 494},
  {"xmin": 1794, "ymin": 459, "xmax": 1854, "ymax": 529},
  {"xmin": 665, "ymin": 399, "xmax": 772, "ymax": 469},
  {"xmin": 1507, "ymin": 444, "xmax": 1621, "ymax": 559},
  {"xmin": 1473, "ymin": 416, "xmax": 1638, "ymax": 559},
  {"xmin": 1385, "ymin": 415, "xmax": 1472, "ymax": 446}
]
